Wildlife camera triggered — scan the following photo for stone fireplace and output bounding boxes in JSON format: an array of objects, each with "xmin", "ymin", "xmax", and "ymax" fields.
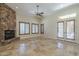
[{"xmin": 0, "ymin": 3, "xmax": 19, "ymax": 45}]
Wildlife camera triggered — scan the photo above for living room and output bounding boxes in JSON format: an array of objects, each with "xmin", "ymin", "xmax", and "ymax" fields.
[{"xmin": 0, "ymin": 3, "xmax": 79, "ymax": 56}]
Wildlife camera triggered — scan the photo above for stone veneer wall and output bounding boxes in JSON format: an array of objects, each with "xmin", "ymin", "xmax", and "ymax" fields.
[{"xmin": 0, "ymin": 3, "xmax": 16, "ymax": 42}]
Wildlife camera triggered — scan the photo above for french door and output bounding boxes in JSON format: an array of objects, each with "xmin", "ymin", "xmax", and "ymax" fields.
[
  {"xmin": 57, "ymin": 21, "xmax": 64, "ymax": 38},
  {"xmin": 57, "ymin": 20, "xmax": 75, "ymax": 40}
]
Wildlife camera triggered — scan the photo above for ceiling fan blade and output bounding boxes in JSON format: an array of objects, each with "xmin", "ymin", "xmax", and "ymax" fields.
[
  {"xmin": 39, "ymin": 14, "xmax": 43, "ymax": 17},
  {"xmin": 40, "ymin": 12, "xmax": 44, "ymax": 14}
]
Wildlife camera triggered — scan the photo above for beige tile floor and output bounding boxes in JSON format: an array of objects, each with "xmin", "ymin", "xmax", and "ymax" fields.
[{"xmin": 0, "ymin": 37, "xmax": 79, "ymax": 56}]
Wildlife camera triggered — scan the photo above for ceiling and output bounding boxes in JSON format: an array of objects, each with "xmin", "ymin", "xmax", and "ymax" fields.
[{"xmin": 6, "ymin": 3, "xmax": 75, "ymax": 16}]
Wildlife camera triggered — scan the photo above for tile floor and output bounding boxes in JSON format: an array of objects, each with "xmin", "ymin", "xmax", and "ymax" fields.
[{"xmin": 0, "ymin": 37, "xmax": 79, "ymax": 56}]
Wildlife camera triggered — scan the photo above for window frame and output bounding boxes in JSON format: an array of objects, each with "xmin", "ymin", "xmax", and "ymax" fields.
[
  {"xmin": 31, "ymin": 23, "xmax": 39, "ymax": 34},
  {"xmin": 19, "ymin": 22, "xmax": 30, "ymax": 35}
]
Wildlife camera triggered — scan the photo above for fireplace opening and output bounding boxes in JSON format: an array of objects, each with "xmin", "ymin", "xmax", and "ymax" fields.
[{"xmin": 5, "ymin": 30, "xmax": 15, "ymax": 40}]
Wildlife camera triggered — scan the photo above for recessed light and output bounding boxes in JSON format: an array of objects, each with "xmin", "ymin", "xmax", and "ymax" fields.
[{"xmin": 16, "ymin": 6, "xmax": 18, "ymax": 9}]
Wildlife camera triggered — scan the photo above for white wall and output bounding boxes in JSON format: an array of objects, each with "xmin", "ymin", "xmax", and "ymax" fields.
[
  {"xmin": 42, "ymin": 4, "xmax": 79, "ymax": 44},
  {"xmin": 16, "ymin": 16, "xmax": 42, "ymax": 39},
  {"xmin": 16, "ymin": 4, "xmax": 79, "ymax": 44}
]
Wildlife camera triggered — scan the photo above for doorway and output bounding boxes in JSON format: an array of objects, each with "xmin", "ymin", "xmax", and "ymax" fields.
[{"xmin": 57, "ymin": 20, "xmax": 75, "ymax": 40}]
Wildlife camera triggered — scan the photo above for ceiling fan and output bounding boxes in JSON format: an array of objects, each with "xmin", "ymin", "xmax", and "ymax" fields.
[{"xmin": 35, "ymin": 5, "xmax": 44, "ymax": 17}]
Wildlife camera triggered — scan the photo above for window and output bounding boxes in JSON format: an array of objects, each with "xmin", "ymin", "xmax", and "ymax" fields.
[
  {"xmin": 59, "ymin": 13, "xmax": 76, "ymax": 19},
  {"xmin": 32, "ymin": 23, "xmax": 39, "ymax": 34},
  {"xmin": 57, "ymin": 21, "xmax": 64, "ymax": 38},
  {"xmin": 19, "ymin": 22, "xmax": 30, "ymax": 35},
  {"xmin": 66, "ymin": 20, "xmax": 75, "ymax": 39},
  {"xmin": 40, "ymin": 24, "xmax": 44, "ymax": 34}
]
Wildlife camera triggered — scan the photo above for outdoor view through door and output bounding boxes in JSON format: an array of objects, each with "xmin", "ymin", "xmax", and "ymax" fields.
[
  {"xmin": 66, "ymin": 20, "xmax": 75, "ymax": 39},
  {"xmin": 57, "ymin": 20, "xmax": 75, "ymax": 40},
  {"xmin": 57, "ymin": 21, "xmax": 64, "ymax": 38}
]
